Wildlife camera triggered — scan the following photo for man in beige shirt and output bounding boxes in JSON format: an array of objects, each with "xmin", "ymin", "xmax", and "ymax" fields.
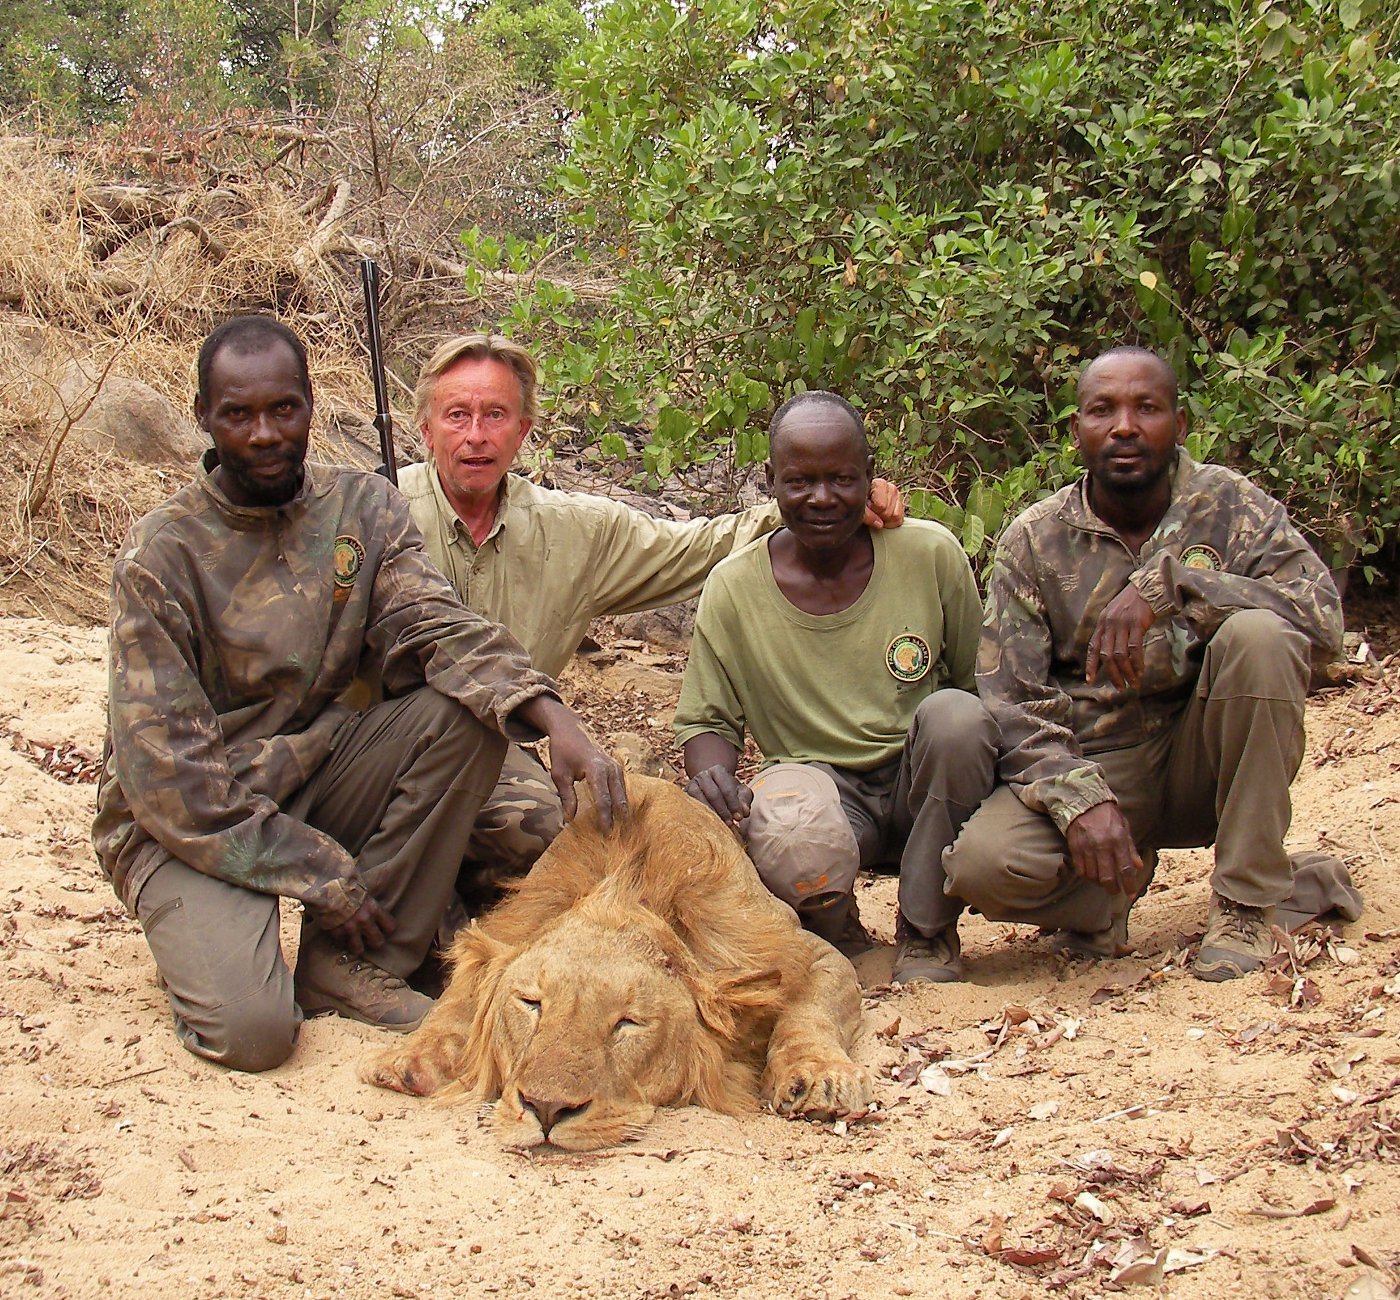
[{"xmin": 397, "ymin": 335, "xmax": 902, "ymax": 882}]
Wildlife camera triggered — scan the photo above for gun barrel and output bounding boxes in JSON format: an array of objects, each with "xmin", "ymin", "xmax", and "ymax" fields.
[{"xmin": 360, "ymin": 257, "xmax": 397, "ymax": 486}]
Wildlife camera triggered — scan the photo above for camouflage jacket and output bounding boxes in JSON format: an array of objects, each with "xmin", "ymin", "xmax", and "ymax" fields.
[
  {"xmin": 93, "ymin": 454, "xmax": 557, "ymax": 923},
  {"xmin": 978, "ymin": 451, "xmax": 1342, "ymax": 831}
]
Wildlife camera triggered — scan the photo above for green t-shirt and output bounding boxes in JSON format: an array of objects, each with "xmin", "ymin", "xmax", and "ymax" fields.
[{"xmin": 673, "ymin": 520, "xmax": 981, "ymax": 771}]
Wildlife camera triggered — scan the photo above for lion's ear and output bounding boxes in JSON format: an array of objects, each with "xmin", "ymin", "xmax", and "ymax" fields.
[
  {"xmin": 691, "ymin": 966, "xmax": 785, "ymax": 1041},
  {"xmin": 449, "ymin": 922, "xmax": 516, "ymax": 974}
]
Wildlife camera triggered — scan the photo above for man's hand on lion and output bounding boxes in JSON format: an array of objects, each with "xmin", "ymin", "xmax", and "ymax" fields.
[
  {"xmin": 320, "ymin": 895, "xmax": 396, "ymax": 956},
  {"xmin": 514, "ymin": 694, "xmax": 629, "ymax": 829},
  {"xmin": 686, "ymin": 766, "xmax": 753, "ymax": 826},
  {"xmin": 681, "ymin": 734, "xmax": 752, "ymax": 825}
]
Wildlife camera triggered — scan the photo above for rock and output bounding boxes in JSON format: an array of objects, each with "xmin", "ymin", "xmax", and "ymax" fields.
[
  {"xmin": 614, "ymin": 599, "xmax": 698, "ymax": 652},
  {"xmin": 59, "ymin": 364, "xmax": 206, "ymax": 465},
  {"xmin": 610, "ymin": 731, "xmax": 678, "ymax": 782}
]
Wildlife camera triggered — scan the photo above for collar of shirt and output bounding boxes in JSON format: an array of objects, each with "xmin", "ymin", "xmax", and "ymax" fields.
[{"xmin": 427, "ymin": 459, "xmax": 519, "ymax": 553}]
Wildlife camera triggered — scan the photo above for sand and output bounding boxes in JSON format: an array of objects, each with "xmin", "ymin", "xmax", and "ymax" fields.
[{"xmin": 2, "ymin": 614, "xmax": 1398, "ymax": 1299}]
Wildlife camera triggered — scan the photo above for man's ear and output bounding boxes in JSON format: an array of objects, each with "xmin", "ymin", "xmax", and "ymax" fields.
[
  {"xmin": 1069, "ymin": 410, "xmax": 1081, "ymax": 448},
  {"xmin": 764, "ymin": 460, "xmax": 775, "ymax": 493},
  {"xmin": 194, "ymin": 395, "xmax": 207, "ymax": 431},
  {"xmin": 1174, "ymin": 407, "xmax": 1187, "ymax": 444}
]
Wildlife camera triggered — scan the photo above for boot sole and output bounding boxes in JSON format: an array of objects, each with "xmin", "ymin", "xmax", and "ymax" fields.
[
  {"xmin": 295, "ymin": 992, "xmax": 428, "ymax": 1033},
  {"xmin": 1191, "ymin": 948, "xmax": 1265, "ymax": 982},
  {"xmin": 891, "ymin": 962, "xmax": 963, "ymax": 985}
]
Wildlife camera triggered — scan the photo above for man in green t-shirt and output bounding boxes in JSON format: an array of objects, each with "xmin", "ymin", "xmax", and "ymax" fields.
[{"xmin": 674, "ymin": 392, "xmax": 994, "ymax": 983}]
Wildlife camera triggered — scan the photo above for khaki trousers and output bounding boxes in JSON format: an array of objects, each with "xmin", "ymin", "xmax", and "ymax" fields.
[
  {"xmin": 944, "ymin": 609, "xmax": 1311, "ymax": 932},
  {"xmin": 135, "ymin": 688, "xmax": 506, "ymax": 1072},
  {"xmin": 745, "ymin": 689, "xmax": 999, "ymax": 935}
]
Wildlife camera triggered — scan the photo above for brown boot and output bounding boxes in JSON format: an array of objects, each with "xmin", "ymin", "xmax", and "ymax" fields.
[
  {"xmin": 294, "ymin": 938, "xmax": 433, "ymax": 1032},
  {"xmin": 1192, "ymin": 893, "xmax": 1276, "ymax": 981},
  {"xmin": 891, "ymin": 913, "xmax": 963, "ymax": 984}
]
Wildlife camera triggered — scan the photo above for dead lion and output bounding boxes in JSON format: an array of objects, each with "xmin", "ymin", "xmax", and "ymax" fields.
[{"xmin": 362, "ymin": 774, "xmax": 871, "ymax": 1150}]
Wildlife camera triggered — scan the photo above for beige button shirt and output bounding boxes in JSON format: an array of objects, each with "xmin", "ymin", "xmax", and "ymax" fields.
[{"xmin": 398, "ymin": 461, "xmax": 780, "ymax": 678}]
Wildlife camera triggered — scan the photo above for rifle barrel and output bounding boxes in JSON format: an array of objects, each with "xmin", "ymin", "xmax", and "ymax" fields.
[{"xmin": 360, "ymin": 257, "xmax": 397, "ymax": 486}]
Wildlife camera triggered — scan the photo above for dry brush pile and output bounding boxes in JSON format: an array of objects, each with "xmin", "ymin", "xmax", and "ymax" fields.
[{"xmin": 0, "ymin": 100, "xmax": 614, "ymax": 624}]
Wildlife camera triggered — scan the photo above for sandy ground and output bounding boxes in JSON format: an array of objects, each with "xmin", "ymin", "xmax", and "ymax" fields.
[{"xmin": 2, "ymin": 614, "xmax": 1399, "ymax": 1300}]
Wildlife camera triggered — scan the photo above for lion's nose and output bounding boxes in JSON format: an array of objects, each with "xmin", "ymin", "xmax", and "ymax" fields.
[{"xmin": 519, "ymin": 1093, "xmax": 591, "ymax": 1137}]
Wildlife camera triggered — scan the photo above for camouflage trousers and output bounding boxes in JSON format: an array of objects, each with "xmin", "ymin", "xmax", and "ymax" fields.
[
  {"xmin": 135, "ymin": 688, "xmax": 506, "ymax": 1072},
  {"xmin": 454, "ymin": 742, "xmax": 563, "ymax": 906}
]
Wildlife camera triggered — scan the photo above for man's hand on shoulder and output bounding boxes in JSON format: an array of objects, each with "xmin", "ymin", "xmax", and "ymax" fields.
[
  {"xmin": 1065, "ymin": 801, "xmax": 1142, "ymax": 894},
  {"xmin": 515, "ymin": 695, "xmax": 628, "ymax": 830},
  {"xmin": 864, "ymin": 478, "xmax": 905, "ymax": 530},
  {"xmin": 1087, "ymin": 584, "xmax": 1158, "ymax": 689}
]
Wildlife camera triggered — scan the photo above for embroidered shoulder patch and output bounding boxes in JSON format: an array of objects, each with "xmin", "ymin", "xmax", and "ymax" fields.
[
  {"xmin": 886, "ymin": 633, "xmax": 932, "ymax": 683},
  {"xmin": 1180, "ymin": 544, "xmax": 1222, "ymax": 572},
  {"xmin": 333, "ymin": 535, "xmax": 365, "ymax": 588}
]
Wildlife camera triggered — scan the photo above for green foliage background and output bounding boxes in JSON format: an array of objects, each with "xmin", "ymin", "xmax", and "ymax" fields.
[
  {"xmin": 0, "ymin": 0, "xmax": 583, "ymax": 122},
  {"xmin": 481, "ymin": 0, "xmax": 1397, "ymax": 570},
  {"xmin": 4, "ymin": 0, "xmax": 1396, "ymax": 570}
]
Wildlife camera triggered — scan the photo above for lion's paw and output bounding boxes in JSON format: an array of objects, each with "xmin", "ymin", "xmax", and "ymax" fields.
[
  {"xmin": 765, "ymin": 1054, "xmax": 872, "ymax": 1121},
  {"xmin": 359, "ymin": 1036, "xmax": 463, "ymax": 1098}
]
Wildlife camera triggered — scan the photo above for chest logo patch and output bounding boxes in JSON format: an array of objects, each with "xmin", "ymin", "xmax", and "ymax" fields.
[
  {"xmin": 333, "ymin": 535, "xmax": 366, "ymax": 588},
  {"xmin": 1180, "ymin": 544, "xmax": 1222, "ymax": 572},
  {"xmin": 886, "ymin": 633, "xmax": 932, "ymax": 682}
]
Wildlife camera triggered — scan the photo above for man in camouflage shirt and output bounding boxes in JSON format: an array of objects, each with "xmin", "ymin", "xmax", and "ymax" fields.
[
  {"xmin": 94, "ymin": 316, "xmax": 625, "ymax": 1072},
  {"xmin": 397, "ymin": 334, "xmax": 903, "ymax": 887},
  {"xmin": 943, "ymin": 347, "xmax": 1345, "ymax": 980}
]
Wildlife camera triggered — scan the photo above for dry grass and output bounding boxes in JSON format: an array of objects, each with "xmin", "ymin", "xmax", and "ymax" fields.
[{"xmin": 0, "ymin": 106, "xmax": 620, "ymax": 625}]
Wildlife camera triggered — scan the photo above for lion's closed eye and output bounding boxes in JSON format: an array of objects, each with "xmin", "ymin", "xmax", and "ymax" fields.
[
  {"xmin": 611, "ymin": 1016, "xmax": 642, "ymax": 1036},
  {"xmin": 516, "ymin": 995, "xmax": 541, "ymax": 1014}
]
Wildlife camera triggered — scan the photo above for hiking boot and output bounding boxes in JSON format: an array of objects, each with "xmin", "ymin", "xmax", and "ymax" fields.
[
  {"xmin": 1046, "ymin": 915, "xmax": 1129, "ymax": 960},
  {"xmin": 802, "ymin": 894, "xmax": 876, "ymax": 960},
  {"xmin": 892, "ymin": 918, "xmax": 963, "ymax": 984},
  {"xmin": 1047, "ymin": 849, "xmax": 1156, "ymax": 961},
  {"xmin": 294, "ymin": 941, "xmax": 433, "ymax": 1032},
  {"xmin": 1192, "ymin": 893, "xmax": 1276, "ymax": 982}
]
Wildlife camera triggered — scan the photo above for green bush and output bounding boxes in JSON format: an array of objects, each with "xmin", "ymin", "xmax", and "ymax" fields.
[{"xmin": 487, "ymin": 0, "xmax": 1399, "ymax": 570}]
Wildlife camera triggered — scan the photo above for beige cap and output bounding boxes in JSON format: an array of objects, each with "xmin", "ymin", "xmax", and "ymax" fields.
[{"xmin": 746, "ymin": 764, "xmax": 859, "ymax": 911}]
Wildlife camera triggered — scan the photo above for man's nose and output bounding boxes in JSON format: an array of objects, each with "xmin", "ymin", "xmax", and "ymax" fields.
[
  {"xmin": 1109, "ymin": 406, "xmax": 1139, "ymax": 436},
  {"xmin": 249, "ymin": 413, "xmax": 281, "ymax": 444}
]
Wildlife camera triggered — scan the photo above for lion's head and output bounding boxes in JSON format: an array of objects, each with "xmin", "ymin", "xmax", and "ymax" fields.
[{"xmin": 449, "ymin": 861, "xmax": 786, "ymax": 1151}]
